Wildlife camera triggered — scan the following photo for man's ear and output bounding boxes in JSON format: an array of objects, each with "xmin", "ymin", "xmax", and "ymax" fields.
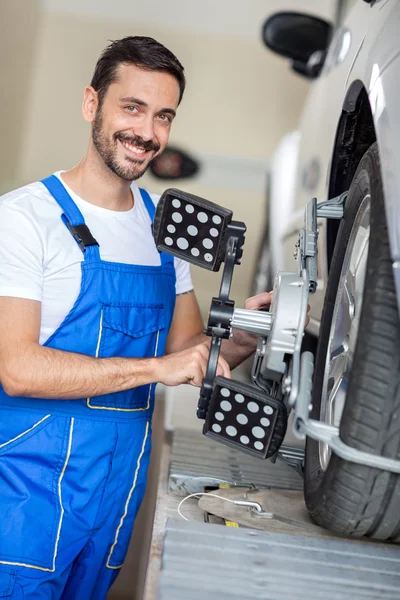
[{"xmin": 82, "ymin": 86, "xmax": 99, "ymax": 124}]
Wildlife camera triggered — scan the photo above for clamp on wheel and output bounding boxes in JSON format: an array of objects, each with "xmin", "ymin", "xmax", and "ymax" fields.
[{"xmin": 154, "ymin": 188, "xmax": 400, "ymax": 474}]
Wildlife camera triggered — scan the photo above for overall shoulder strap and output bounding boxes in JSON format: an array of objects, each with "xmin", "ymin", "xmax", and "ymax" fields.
[
  {"xmin": 41, "ymin": 174, "xmax": 99, "ymax": 258},
  {"xmin": 139, "ymin": 187, "xmax": 174, "ymax": 269},
  {"xmin": 138, "ymin": 187, "xmax": 156, "ymax": 221}
]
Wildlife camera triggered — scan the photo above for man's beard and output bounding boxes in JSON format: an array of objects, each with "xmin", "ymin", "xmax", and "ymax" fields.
[{"xmin": 92, "ymin": 108, "xmax": 161, "ymax": 181}]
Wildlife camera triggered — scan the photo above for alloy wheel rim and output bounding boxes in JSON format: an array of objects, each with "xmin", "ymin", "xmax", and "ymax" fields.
[{"xmin": 319, "ymin": 194, "xmax": 370, "ymax": 471}]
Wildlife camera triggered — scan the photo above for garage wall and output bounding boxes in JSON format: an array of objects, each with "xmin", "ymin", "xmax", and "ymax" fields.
[
  {"xmin": 17, "ymin": 13, "xmax": 312, "ymax": 176},
  {"xmin": 1, "ymin": 1, "xmax": 336, "ymax": 311},
  {"xmin": 0, "ymin": 0, "xmax": 41, "ymax": 188},
  {"xmin": 9, "ymin": 9, "xmax": 315, "ymax": 311}
]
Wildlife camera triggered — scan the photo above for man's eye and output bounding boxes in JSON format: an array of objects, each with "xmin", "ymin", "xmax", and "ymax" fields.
[
  {"xmin": 126, "ymin": 106, "xmax": 139, "ymax": 113},
  {"xmin": 158, "ymin": 114, "xmax": 172, "ymax": 123}
]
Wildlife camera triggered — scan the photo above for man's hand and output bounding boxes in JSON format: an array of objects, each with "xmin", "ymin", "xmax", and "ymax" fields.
[
  {"xmin": 244, "ymin": 291, "xmax": 273, "ymax": 312},
  {"xmin": 225, "ymin": 290, "xmax": 311, "ymax": 369},
  {"xmin": 230, "ymin": 291, "xmax": 274, "ymax": 353},
  {"xmin": 156, "ymin": 342, "xmax": 231, "ymax": 387},
  {"xmin": 244, "ymin": 291, "xmax": 310, "ymax": 327}
]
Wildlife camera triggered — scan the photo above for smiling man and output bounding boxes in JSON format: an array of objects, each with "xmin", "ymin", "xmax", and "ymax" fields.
[{"xmin": 0, "ymin": 37, "xmax": 271, "ymax": 599}]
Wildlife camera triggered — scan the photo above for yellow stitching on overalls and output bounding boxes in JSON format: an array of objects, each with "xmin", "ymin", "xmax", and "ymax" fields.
[
  {"xmin": 52, "ymin": 417, "xmax": 74, "ymax": 570},
  {"xmin": 86, "ymin": 309, "xmax": 103, "ymax": 407},
  {"xmin": 106, "ymin": 420, "xmax": 149, "ymax": 569},
  {"xmin": 87, "ymin": 318, "xmax": 160, "ymax": 411},
  {"xmin": 95, "ymin": 309, "xmax": 104, "ymax": 358},
  {"xmin": 0, "ymin": 417, "xmax": 74, "ymax": 572},
  {"xmin": 0, "ymin": 560, "xmax": 51, "ymax": 571},
  {"xmin": 0, "ymin": 414, "xmax": 51, "ymax": 449}
]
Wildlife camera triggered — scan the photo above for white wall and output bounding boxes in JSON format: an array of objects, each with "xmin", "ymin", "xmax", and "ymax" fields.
[
  {"xmin": 1, "ymin": 1, "xmax": 336, "ymax": 311},
  {"xmin": 0, "ymin": 0, "xmax": 41, "ymax": 185}
]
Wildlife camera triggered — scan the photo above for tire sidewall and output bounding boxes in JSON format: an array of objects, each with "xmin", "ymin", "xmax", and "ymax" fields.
[{"xmin": 304, "ymin": 144, "xmax": 379, "ymax": 506}]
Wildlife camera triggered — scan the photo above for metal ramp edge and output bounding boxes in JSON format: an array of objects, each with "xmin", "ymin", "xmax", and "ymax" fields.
[{"xmin": 159, "ymin": 520, "xmax": 400, "ymax": 600}]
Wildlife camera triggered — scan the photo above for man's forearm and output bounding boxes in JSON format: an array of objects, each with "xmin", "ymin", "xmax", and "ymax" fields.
[
  {"xmin": 221, "ymin": 329, "xmax": 257, "ymax": 369},
  {"xmin": 3, "ymin": 343, "xmax": 159, "ymax": 399}
]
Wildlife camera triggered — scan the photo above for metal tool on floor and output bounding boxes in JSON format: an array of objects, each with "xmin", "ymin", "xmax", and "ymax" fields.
[
  {"xmin": 197, "ymin": 486, "xmax": 329, "ymax": 534},
  {"xmin": 154, "ymin": 189, "xmax": 400, "ymax": 474}
]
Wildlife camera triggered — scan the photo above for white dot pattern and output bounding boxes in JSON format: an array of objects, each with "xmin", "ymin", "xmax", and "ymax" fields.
[
  {"xmin": 263, "ymin": 406, "xmax": 273, "ymax": 415},
  {"xmin": 247, "ymin": 402, "xmax": 259, "ymax": 413},
  {"xmin": 172, "ymin": 212, "xmax": 183, "ymax": 223},
  {"xmin": 215, "ymin": 412, "xmax": 224, "ymax": 421},
  {"xmin": 235, "ymin": 394, "xmax": 245, "ymax": 403},
  {"xmin": 191, "ymin": 248, "xmax": 200, "ymax": 257},
  {"xmin": 172, "ymin": 199, "xmax": 181, "ymax": 208},
  {"xmin": 252, "ymin": 426, "xmax": 265, "ymax": 439},
  {"xmin": 240, "ymin": 436, "xmax": 250, "ymax": 445},
  {"xmin": 167, "ymin": 224, "xmax": 176, "ymax": 233},
  {"xmin": 165, "ymin": 237, "xmax": 173, "ymax": 246},
  {"xmin": 226, "ymin": 426, "xmax": 237, "ymax": 437},
  {"xmin": 203, "ymin": 239, "xmax": 213, "ymax": 249},
  {"xmin": 261, "ymin": 418, "xmax": 270, "ymax": 427},
  {"xmin": 236, "ymin": 414, "xmax": 248, "ymax": 425},
  {"xmin": 213, "ymin": 215, "xmax": 222, "ymax": 224},
  {"xmin": 177, "ymin": 238, "xmax": 189, "ymax": 250},
  {"xmin": 204, "ymin": 253, "xmax": 213, "ymax": 262},
  {"xmin": 220, "ymin": 400, "xmax": 232, "ymax": 412},
  {"xmin": 197, "ymin": 212, "xmax": 208, "ymax": 223},
  {"xmin": 212, "ymin": 424, "xmax": 222, "ymax": 433},
  {"xmin": 187, "ymin": 225, "xmax": 198, "ymax": 236},
  {"xmin": 254, "ymin": 441, "xmax": 264, "ymax": 451},
  {"xmin": 220, "ymin": 388, "xmax": 230, "ymax": 397},
  {"xmin": 210, "ymin": 228, "xmax": 219, "ymax": 237},
  {"xmin": 185, "ymin": 204, "xmax": 194, "ymax": 213}
]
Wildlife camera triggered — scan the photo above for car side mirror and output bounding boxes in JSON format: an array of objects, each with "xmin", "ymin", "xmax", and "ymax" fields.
[{"xmin": 262, "ymin": 12, "xmax": 333, "ymax": 79}]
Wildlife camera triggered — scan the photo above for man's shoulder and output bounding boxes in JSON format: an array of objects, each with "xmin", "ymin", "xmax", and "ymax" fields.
[{"xmin": 1, "ymin": 180, "xmax": 53, "ymax": 209}]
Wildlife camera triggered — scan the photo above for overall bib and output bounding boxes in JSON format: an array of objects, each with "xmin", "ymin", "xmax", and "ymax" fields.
[{"xmin": 0, "ymin": 175, "xmax": 176, "ymax": 599}]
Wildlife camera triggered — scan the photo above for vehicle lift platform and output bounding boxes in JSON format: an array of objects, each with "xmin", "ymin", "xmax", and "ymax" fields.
[{"xmin": 143, "ymin": 428, "xmax": 400, "ymax": 600}]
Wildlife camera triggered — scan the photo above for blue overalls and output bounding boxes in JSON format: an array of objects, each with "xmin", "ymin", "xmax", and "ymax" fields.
[{"xmin": 0, "ymin": 175, "xmax": 176, "ymax": 599}]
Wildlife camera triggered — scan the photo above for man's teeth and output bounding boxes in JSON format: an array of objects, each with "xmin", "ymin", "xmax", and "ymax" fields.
[{"xmin": 121, "ymin": 140, "xmax": 146, "ymax": 155}]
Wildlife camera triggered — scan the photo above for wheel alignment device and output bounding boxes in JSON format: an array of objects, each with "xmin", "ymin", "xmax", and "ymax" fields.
[{"xmin": 153, "ymin": 189, "xmax": 400, "ymax": 474}]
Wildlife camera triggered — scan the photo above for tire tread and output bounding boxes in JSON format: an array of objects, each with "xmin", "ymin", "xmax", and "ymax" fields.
[{"xmin": 304, "ymin": 143, "xmax": 400, "ymax": 542}]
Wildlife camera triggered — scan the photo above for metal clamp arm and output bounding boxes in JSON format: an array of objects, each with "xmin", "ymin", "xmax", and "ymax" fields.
[{"xmin": 197, "ymin": 221, "xmax": 246, "ymax": 419}]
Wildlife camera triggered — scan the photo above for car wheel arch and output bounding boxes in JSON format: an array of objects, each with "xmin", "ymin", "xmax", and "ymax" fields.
[{"xmin": 326, "ymin": 81, "xmax": 377, "ymax": 269}]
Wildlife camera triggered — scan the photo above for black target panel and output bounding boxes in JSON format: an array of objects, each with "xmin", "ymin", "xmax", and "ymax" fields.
[
  {"xmin": 153, "ymin": 188, "xmax": 233, "ymax": 271},
  {"xmin": 203, "ymin": 377, "xmax": 287, "ymax": 459}
]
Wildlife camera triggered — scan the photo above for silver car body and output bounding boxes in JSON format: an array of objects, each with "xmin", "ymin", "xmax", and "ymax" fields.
[{"xmin": 281, "ymin": 0, "xmax": 400, "ymax": 335}]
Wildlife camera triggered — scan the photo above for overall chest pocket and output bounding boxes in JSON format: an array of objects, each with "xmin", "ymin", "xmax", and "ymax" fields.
[{"xmin": 87, "ymin": 304, "xmax": 165, "ymax": 411}]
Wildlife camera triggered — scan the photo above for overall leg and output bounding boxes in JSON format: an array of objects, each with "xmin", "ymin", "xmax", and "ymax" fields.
[
  {"xmin": 0, "ymin": 409, "xmax": 118, "ymax": 599},
  {"xmin": 61, "ymin": 417, "xmax": 151, "ymax": 600}
]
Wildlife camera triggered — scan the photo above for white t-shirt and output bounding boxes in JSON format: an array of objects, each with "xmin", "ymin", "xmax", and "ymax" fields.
[{"xmin": 0, "ymin": 172, "xmax": 193, "ymax": 345}]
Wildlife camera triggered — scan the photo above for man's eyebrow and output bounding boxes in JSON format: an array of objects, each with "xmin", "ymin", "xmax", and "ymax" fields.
[
  {"xmin": 159, "ymin": 107, "xmax": 176, "ymax": 119},
  {"xmin": 120, "ymin": 96, "xmax": 148, "ymax": 107},
  {"xmin": 120, "ymin": 97, "xmax": 176, "ymax": 119}
]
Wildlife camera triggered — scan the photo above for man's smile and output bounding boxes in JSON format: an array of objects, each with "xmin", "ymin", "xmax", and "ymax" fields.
[{"xmin": 119, "ymin": 139, "xmax": 150, "ymax": 159}]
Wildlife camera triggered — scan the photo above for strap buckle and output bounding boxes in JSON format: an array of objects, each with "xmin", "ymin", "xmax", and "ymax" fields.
[{"xmin": 65, "ymin": 220, "xmax": 98, "ymax": 252}]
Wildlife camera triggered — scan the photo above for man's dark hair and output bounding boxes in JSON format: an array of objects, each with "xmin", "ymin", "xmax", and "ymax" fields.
[{"xmin": 91, "ymin": 36, "xmax": 186, "ymax": 107}]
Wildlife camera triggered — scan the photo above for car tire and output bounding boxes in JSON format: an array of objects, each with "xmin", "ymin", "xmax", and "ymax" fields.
[{"xmin": 304, "ymin": 142, "xmax": 400, "ymax": 542}]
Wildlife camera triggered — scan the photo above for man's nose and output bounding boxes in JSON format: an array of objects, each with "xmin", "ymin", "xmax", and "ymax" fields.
[{"xmin": 134, "ymin": 114, "xmax": 155, "ymax": 142}]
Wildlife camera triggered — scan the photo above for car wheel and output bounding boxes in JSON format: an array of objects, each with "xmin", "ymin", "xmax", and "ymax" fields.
[{"xmin": 304, "ymin": 142, "xmax": 400, "ymax": 541}]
